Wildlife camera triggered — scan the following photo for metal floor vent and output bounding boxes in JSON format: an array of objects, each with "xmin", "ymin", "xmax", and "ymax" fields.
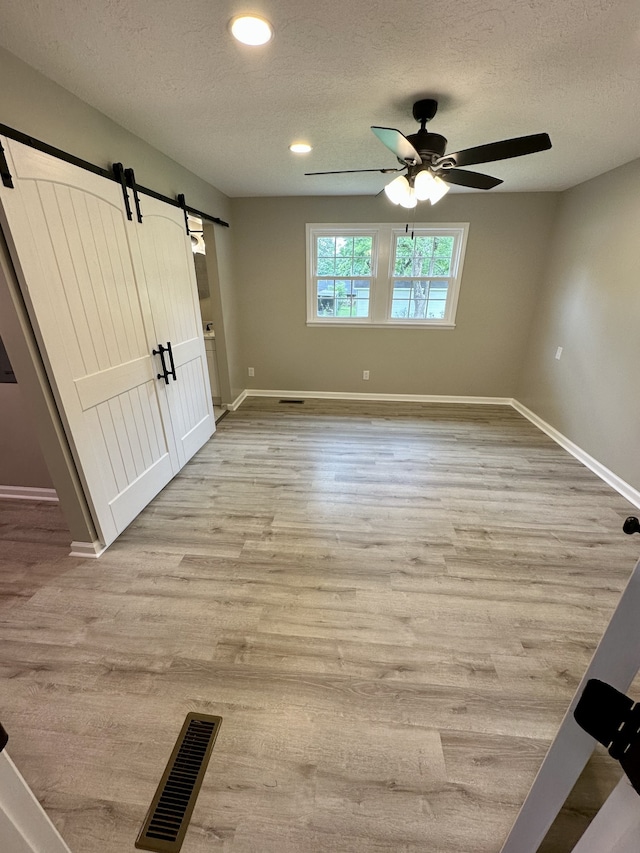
[
  {"xmin": 279, "ymin": 399, "xmax": 305, "ymax": 404},
  {"xmin": 135, "ymin": 712, "xmax": 222, "ymax": 852}
]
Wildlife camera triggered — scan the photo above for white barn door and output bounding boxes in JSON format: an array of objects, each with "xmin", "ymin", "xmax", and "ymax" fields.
[
  {"xmin": 128, "ymin": 195, "xmax": 214, "ymax": 466},
  {"xmin": 0, "ymin": 136, "xmax": 213, "ymax": 548}
]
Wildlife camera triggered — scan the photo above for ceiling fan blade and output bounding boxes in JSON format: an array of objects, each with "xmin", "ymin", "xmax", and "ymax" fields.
[
  {"xmin": 371, "ymin": 127, "xmax": 422, "ymax": 165},
  {"xmin": 438, "ymin": 133, "xmax": 551, "ymax": 168},
  {"xmin": 438, "ymin": 169, "xmax": 503, "ymax": 190},
  {"xmin": 305, "ymin": 167, "xmax": 403, "ymax": 175}
]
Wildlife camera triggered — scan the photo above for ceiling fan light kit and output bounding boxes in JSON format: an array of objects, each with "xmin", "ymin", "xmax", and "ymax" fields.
[{"xmin": 306, "ymin": 98, "xmax": 551, "ymax": 205}]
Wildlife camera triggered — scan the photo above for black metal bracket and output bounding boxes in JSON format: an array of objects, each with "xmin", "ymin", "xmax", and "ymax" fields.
[
  {"xmin": 177, "ymin": 193, "xmax": 190, "ymax": 235},
  {"xmin": 112, "ymin": 162, "xmax": 133, "ymax": 221},
  {"xmin": 124, "ymin": 167, "xmax": 143, "ymax": 223},
  {"xmin": 574, "ymin": 679, "xmax": 640, "ymax": 794},
  {"xmin": 0, "ymin": 721, "xmax": 8, "ymax": 753},
  {"xmin": 0, "ymin": 141, "xmax": 14, "ymax": 188}
]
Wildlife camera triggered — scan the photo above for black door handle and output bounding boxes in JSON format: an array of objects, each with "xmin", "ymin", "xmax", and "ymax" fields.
[
  {"xmin": 166, "ymin": 341, "xmax": 177, "ymax": 381},
  {"xmin": 152, "ymin": 344, "xmax": 170, "ymax": 384}
]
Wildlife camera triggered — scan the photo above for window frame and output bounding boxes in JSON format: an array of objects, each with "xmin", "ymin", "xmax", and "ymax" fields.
[{"xmin": 306, "ymin": 223, "xmax": 469, "ymax": 328}]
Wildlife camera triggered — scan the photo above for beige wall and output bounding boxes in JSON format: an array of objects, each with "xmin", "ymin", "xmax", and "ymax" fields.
[
  {"xmin": 518, "ymin": 156, "xmax": 640, "ymax": 491},
  {"xmin": 0, "ymin": 384, "xmax": 53, "ymax": 488},
  {"xmin": 231, "ymin": 193, "xmax": 558, "ymax": 396}
]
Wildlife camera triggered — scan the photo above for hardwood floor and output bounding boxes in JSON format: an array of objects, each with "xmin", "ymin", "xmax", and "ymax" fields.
[{"xmin": 1, "ymin": 399, "xmax": 639, "ymax": 852}]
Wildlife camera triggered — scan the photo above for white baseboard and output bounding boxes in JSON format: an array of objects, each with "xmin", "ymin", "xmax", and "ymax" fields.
[
  {"xmin": 69, "ymin": 540, "xmax": 107, "ymax": 558},
  {"xmin": 240, "ymin": 389, "xmax": 512, "ymax": 405},
  {"xmin": 511, "ymin": 399, "xmax": 640, "ymax": 510},
  {"xmin": 226, "ymin": 390, "xmax": 248, "ymax": 411},
  {"xmin": 0, "ymin": 485, "xmax": 58, "ymax": 502}
]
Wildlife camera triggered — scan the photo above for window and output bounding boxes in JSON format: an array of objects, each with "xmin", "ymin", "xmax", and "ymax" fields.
[{"xmin": 307, "ymin": 223, "xmax": 468, "ymax": 327}]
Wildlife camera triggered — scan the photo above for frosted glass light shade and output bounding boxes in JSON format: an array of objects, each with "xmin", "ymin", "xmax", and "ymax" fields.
[
  {"xmin": 398, "ymin": 187, "xmax": 417, "ymax": 208},
  {"xmin": 384, "ymin": 175, "xmax": 410, "ymax": 205},
  {"xmin": 429, "ymin": 175, "xmax": 451, "ymax": 204},
  {"xmin": 414, "ymin": 169, "xmax": 437, "ymax": 201}
]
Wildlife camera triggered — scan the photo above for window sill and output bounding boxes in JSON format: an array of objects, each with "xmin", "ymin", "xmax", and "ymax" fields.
[{"xmin": 306, "ymin": 321, "xmax": 456, "ymax": 330}]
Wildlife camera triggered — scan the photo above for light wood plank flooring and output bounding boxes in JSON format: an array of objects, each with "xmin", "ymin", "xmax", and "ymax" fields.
[{"xmin": 1, "ymin": 399, "xmax": 639, "ymax": 852}]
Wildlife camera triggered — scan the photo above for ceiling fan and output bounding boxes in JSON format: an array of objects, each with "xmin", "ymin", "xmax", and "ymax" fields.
[{"xmin": 305, "ymin": 99, "xmax": 552, "ymax": 208}]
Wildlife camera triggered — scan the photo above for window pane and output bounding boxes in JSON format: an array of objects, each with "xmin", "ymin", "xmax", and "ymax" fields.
[
  {"xmin": 336, "ymin": 256, "xmax": 354, "ymax": 276},
  {"xmin": 317, "ymin": 279, "xmax": 335, "ymax": 295},
  {"xmin": 315, "ymin": 279, "xmax": 371, "ymax": 318},
  {"xmin": 336, "ymin": 236, "xmax": 354, "ymax": 255},
  {"xmin": 317, "ymin": 297, "xmax": 335, "ymax": 316},
  {"xmin": 434, "ymin": 236, "xmax": 454, "ymax": 256},
  {"xmin": 390, "ymin": 280, "xmax": 449, "ymax": 320},
  {"xmin": 317, "ymin": 257, "xmax": 335, "ymax": 275},
  {"xmin": 432, "ymin": 257, "xmax": 451, "ymax": 276},
  {"xmin": 391, "ymin": 299, "xmax": 410, "ymax": 318},
  {"xmin": 352, "ymin": 257, "xmax": 371, "ymax": 275},
  {"xmin": 317, "ymin": 237, "xmax": 335, "ymax": 257},
  {"xmin": 396, "ymin": 236, "xmax": 413, "ymax": 256},
  {"xmin": 427, "ymin": 301, "xmax": 446, "ymax": 319},
  {"xmin": 394, "ymin": 232, "xmax": 455, "ymax": 278}
]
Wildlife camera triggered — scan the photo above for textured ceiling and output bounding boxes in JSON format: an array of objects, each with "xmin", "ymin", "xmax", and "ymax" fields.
[{"xmin": 0, "ymin": 0, "xmax": 639, "ymax": 197}]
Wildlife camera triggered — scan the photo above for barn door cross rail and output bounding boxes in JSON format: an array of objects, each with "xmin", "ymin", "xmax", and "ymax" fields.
[{"xmin": 0, "ymin": 122, "xmax": 229, "ymax": 227}]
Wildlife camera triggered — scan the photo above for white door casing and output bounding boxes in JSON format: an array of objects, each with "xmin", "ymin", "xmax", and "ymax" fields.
[
  {"xmin": 0, "ymin": 136, "xmax": 214, "ymax": 547},
  {"xmin": 0, "ymin": 751, "xmax": 72, "ymax": 853}
]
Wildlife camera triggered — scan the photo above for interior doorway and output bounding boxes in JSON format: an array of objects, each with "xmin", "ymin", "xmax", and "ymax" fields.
[{"xmin": 188, "ymin": 214, "xmax": 231, "ymax": 414}]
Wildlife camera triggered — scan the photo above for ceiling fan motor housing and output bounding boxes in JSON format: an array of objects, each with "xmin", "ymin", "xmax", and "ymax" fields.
[{"xmin": 406, "ymin": 131, "xmax": 448, "ymax": 162}]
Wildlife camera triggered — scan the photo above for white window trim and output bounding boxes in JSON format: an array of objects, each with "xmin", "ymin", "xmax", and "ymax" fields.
[{"xmin": 306, "ymin": 223, "xmax": 469, "ymax": 328}]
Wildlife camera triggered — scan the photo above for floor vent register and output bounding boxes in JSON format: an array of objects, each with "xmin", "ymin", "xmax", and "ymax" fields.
[{"xmin": 135, "ymin": 712, "xmax": 222, "ymax": 852}]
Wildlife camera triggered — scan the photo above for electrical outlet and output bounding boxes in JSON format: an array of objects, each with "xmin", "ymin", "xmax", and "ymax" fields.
[
  {"xmin": 362, "ymin": 370, "xmax": 370, "ymax": 380},
  {"xmin": 555, "ymin": 347, "xmax": 563, "ymax": 360},
  {"xmin": 248, "ymin": 367, "xmax": 255, "ymax": 376}
]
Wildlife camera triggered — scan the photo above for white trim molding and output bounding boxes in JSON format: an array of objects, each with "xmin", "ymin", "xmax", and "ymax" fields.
[
  {"xmin": 226, "ymin": 390, "xmax": 248, "ymax": 411},
  {"xmin": 0, "ymin": 751, "xmax": 72, "ymax": 853},
  {"xmin": 241, "ymin": 389, "xmax": 512, "ymax": 405},
  {"xmin": 0, "ymin": 485, "xmax": 58, "ymax": 502},
  {"xmin": 511, "ymin": 399, "xmax": 640, "ymax": 510},
  {"xmin": 69, "ymin": 540, "xmax": 107, "ymax": 558}
]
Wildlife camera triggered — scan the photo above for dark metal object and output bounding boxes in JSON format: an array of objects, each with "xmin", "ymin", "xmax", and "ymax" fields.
[
  {"xmin": 153, "ymin": 344, "xmax": 170, "ymax": 384},
  {"xmin": 623, "ymin": 516, "xmax": 640, "ymax": 535},
  {"xmin": 112, "ymin": 162, "xmax": 133, "ymax": 221},
  {"xmin": 436, "ymin": 133, "xmax": 552, "ymax": 169},
  {"xmin": 574, "ymin": 679, "xmax": 640, "ymax": 794},
  {"xmin": 0, "ymin": 122, "xmax": 229, "ymax": 227},
  {"xmin": 0, "ymin": 722, "xmax": 8, "ymax": 753},
  {"xmin": 305, "ymin": 167, "xmax": 402, "ymax": 176},
  {"xmin": 165, "ymin": 341, "xmax": 177, "ymax": 382},
  {"xmin": 0, "ymin": 141, "xmax": 14, "ymax": 188},
  {"xmin": 135, "ymin": 712, "xmax": 222, "ymax": 852},
  {"xmin": 177, "ymin": 194, "xmax": 190, "ymax": 235},
  {"xmin": 437, "ymin": 168, "xmax": 503, "ymax": 190},
  {"xmin": 125, "ymin": 167, "xmax": 143, "ymax": 223}
]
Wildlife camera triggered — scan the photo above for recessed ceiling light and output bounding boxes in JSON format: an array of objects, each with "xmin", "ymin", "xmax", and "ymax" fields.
[
  {"xmin": 230, "ymin": 15, "xmax": 273, "ymax": 46},
  {"xmin": 289, "ymin": 143, "xmax": 312, "ymax": 154}
]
